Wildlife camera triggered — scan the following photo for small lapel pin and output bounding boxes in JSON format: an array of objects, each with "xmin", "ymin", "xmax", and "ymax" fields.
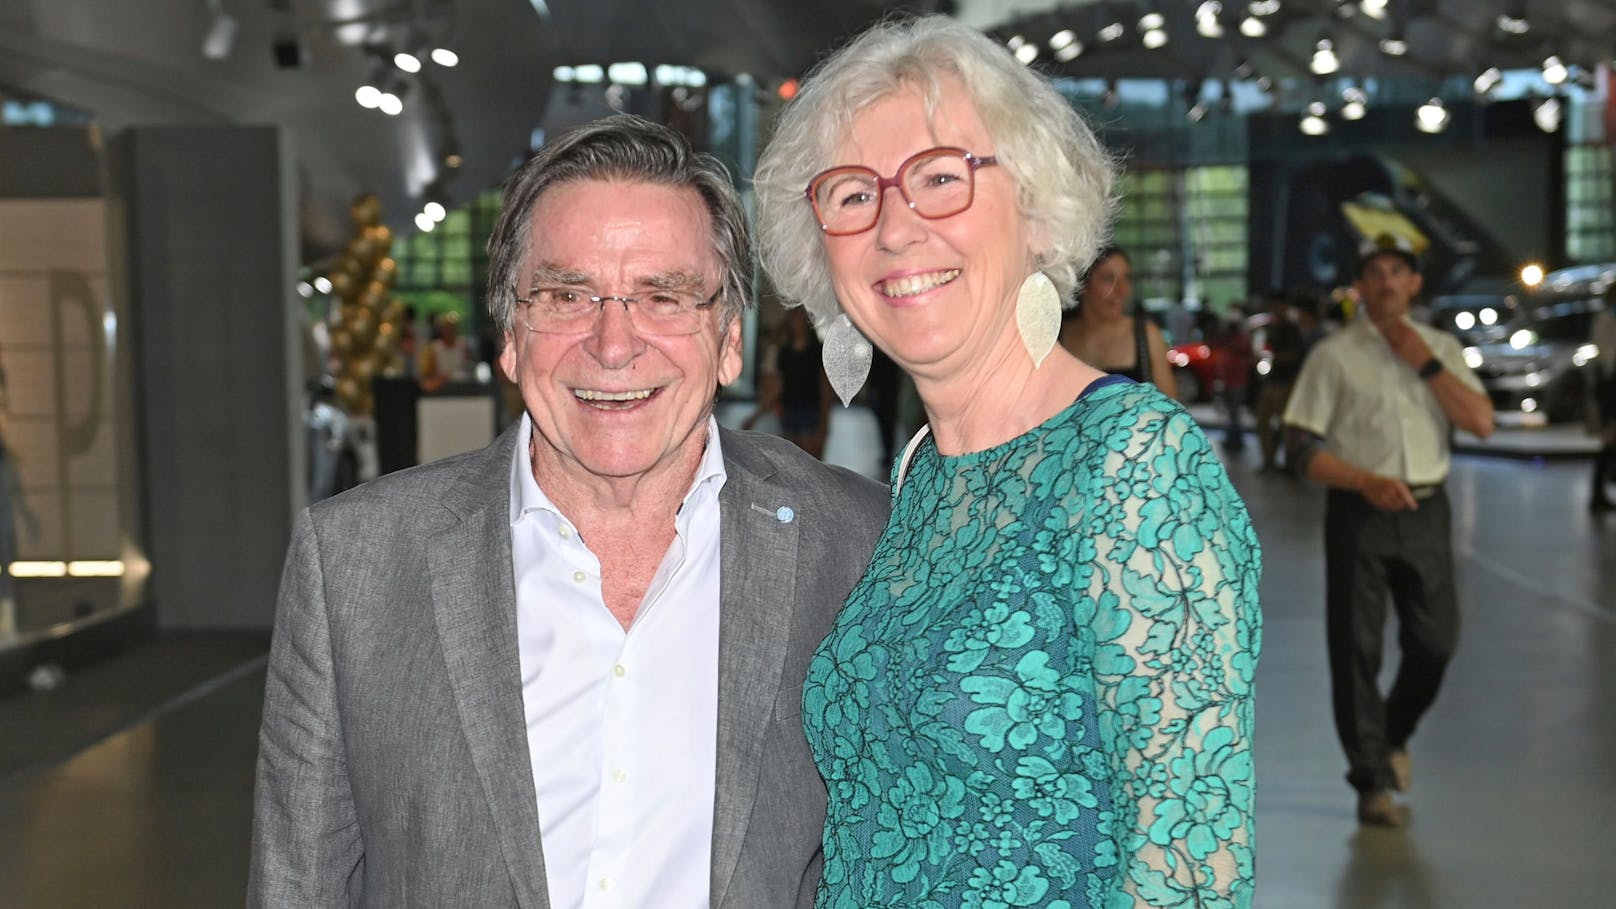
[{"xmin": 775, "ymin": 506, "xmax": 795, "ymax": 524}]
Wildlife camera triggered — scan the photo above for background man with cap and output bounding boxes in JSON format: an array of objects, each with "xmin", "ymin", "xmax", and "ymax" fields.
[{"xmin": 1283, "ymin": 233, "xmax": 1495, "ymax": 827}]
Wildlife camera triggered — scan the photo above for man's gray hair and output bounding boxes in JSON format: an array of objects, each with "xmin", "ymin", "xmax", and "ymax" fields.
[
  {"xmin": 486, "ymin": 115, "xmax": 753, "ymax": 336},
  {"xmin": 753, "ymin": 15, "xmax": 1116, "ymax": 330}
]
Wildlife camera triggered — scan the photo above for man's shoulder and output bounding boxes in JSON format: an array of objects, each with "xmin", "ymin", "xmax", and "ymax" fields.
[
  {"xmin": 719, "ymin": 427, "xmax": 889, "ymax": 516},
  {"xmin": 306, "ymin": 432, "xmax": 510, "ymax": 531}
]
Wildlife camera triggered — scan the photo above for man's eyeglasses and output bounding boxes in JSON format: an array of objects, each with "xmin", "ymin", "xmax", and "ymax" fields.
[
  {"xmin": 514, "ymin": 287, "xmax": 721, "ymax": 335},
  {"xmin": 805, "ymin": 146, "xmax": 998, "ymax": 237}
]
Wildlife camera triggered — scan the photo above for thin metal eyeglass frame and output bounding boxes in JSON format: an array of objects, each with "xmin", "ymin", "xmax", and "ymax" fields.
[
  {"xmin": 513, "ymin": 288, "xmax": 723, "ymax": 335},
  {"xmin": 805, "ymin": 146, "xmax": 999, "ymax": 237}
]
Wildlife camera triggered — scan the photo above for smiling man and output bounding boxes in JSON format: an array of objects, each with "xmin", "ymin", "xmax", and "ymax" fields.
[{"xmin": 249, "ymin": 116, "xmax": 889, "ymax": 909}]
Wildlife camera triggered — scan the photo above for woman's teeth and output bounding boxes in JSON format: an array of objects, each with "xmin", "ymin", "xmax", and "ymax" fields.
[{"xmin": 880, "ymin": 269, "xmax": 960, "ymax": 298}]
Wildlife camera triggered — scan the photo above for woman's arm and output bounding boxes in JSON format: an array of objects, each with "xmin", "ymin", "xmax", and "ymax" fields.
[
  {"xmin": 1091, "ymin": 406, "xmax": 1261, "ymax": 907},
  {"xmin": 1144, "ymin": 321, "xmax": 1178, "ymax": 400}
]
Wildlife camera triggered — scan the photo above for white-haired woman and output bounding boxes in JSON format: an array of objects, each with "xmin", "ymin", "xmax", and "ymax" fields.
[{"xmin": 755, "ymin": 16, "xmax": 1261, "ymax": 909}]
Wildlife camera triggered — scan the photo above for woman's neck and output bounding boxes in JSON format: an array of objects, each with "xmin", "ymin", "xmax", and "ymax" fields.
[{"xmin": 915, "ymin": 347, "xmax": 1104, "ymax": 456}]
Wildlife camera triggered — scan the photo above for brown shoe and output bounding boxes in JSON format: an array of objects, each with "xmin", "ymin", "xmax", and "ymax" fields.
[
  {"xmin": 1389, "ymin": 749, "xmax": 1412, "ymax": 793},
  {"xmin": 1357, "ymin": 789, "xmax": 1402, "ymax": 827}
]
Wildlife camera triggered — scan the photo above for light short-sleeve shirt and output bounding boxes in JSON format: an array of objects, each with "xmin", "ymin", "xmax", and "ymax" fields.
[
  {"xmin": 508, "ymin": 414, "xmax": 726, "ymax": 909},
  {"xmin": 1284, "ymin": 314, "xmax": 1484, "ymax": 485}
]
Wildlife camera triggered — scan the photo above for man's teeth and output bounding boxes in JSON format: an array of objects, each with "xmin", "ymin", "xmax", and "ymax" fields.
[
  {"xmin": 880, "ymin": 269, "xmax": 960, "ymax": 298},
  {"xmin": 575, "ymin": 389, "xmax": 654, "ymax": 402}
]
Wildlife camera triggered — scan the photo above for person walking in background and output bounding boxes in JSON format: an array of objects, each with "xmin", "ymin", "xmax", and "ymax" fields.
[
  {"xmin": 1591, "ymin": 298, "xmax": 1616, "ymax": 511},
  {"xmin": 1254, "ymin": 292, "xmax": 1308, "ymax": 471},
  {"xmin": 743, "ymin": 307, "xmax": 833, "ymax": 458},
  {"xmin": 250, "ymin": 116, "xmax": 890, "ymax": 908},
  {"xmin": 1284, "ymin": 233, "xmax": 1494, "ymax": 827},
  {"xmin": 1058, "ymin": 245, "xmax": 1178, "ymax": 398},
  {"xmin": 756, "ymin": 16, "xmax": 1261, "ymax": 907},
  {"xmin": 1211, "ymin": 309, "xmax": 1254, "ymax": 453}
]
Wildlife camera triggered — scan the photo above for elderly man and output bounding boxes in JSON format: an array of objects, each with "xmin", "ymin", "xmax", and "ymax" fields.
[
  {"xmin": 249, "ymin": 116, "xmax": 889, "ymax": 908},
  {"xmin": 1284, "ymin": 234, "xmax": 1494, "ymax": 827}
]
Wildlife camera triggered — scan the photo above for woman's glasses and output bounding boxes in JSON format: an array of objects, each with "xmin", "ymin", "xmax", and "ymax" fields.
[{"xmin": 805, "ymin": 146, "xmax": 998, "ymax": 237}]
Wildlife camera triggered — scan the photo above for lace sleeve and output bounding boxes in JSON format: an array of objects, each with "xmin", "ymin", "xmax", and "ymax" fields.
[{"xmin": 1086, "ymin": 404, "xmax": 1262, "ymax": 908}]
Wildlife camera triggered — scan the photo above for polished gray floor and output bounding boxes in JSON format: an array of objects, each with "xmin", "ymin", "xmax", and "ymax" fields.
[{"xmin": 0, "ymin": 448, "xmax": 1612, "ymax": 908}]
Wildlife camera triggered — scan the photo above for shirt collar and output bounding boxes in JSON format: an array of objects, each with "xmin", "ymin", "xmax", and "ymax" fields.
[{"xmin": 508, "ymin": 413, "xmax": 728, "ymax": 526}]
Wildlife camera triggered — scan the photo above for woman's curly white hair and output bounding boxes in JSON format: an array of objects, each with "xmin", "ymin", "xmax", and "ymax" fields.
[{"xmin": 753, "ymin": 15, "xmax": 1117, "ymax": 330}]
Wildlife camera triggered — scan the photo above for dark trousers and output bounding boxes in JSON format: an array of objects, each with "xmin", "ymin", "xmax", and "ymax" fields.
[{"xmin": 1324, "ymin": 487, "xmax": 1460, "ymax": 792}]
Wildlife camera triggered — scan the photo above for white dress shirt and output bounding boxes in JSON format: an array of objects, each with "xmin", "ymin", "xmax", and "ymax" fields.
[
  {"xmin": 508, "ymin": 415, "xmax": 725, "ymax": 909},
  {"xmin": 1284, "ymin": 314, "xmax": 1485, "ymax": 485}
]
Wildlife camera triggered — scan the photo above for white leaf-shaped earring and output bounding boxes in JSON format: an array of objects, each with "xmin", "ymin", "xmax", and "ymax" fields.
[
  {"xmin": 1016, "ymin": 271, "xmax": 1061, "ymax": 367},
  {"xmin": 820, "ymin": 313, "xmax": 872, "ymax": 407}
]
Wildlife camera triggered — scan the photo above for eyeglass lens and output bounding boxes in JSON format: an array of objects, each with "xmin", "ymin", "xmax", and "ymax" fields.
[{"xmin": 812, "ymin": 148, "xmax": 980, "ymax": 235}]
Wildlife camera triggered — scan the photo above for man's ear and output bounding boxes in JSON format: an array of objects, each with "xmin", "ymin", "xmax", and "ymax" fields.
[{"xmin": 717, "ymin": 315, "xmax": 744, "ymax": 387}]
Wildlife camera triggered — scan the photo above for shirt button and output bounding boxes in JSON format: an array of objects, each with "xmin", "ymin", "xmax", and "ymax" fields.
[
  {"xmin": 612, "ymin": 664, "xmax": 626, "ymax": 678},
  {"xmin": 558, "ymin": 526, "xmax": 572, "ymax": 539},
  {"xmin": 572, "ymin": 570, "xmax": 587, "ymax": 584},
  {"xmin": 598, "ymin": 877, "xmax": 612, "ymax": 891},
  {"xmin": 613, "ymin": 769, "xmax": 628, "ymax": 784}
]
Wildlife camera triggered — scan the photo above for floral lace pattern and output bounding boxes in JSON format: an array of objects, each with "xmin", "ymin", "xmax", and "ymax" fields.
[{"xmin": 803, "ymin": 381, "xmax": 1262, "ymax": 909}]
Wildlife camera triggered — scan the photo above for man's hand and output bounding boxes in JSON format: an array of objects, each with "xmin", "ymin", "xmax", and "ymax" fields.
[
  {"xmin": 1376, "ymin": 317, "xmax": 1434, "ymax": 370},
  {"xmin": 1360, "ymin": 474, "xmax": 1418, "ymax": 511}
]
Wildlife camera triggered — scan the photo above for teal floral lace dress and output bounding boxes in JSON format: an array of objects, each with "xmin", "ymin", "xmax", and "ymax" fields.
[{"xmin": 802, "ymin": 378, "xmax": 1262, "ymax": 909}]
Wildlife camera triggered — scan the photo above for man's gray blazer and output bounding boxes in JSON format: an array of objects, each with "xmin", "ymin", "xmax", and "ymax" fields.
[{"xmin": 248, "ymin": 424, "xmax": 889, "ymax": 908}]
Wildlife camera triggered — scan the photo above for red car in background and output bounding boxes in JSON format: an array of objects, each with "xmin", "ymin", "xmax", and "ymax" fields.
[{"xmin": 1169, "ymin": 313, "xmax": 1272, "ymax": 403}]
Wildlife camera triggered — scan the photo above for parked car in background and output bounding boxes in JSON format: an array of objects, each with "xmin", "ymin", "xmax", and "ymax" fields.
[
  {"xmin": 1464, "ymin": 283, "xmax": 1605, "ymax": 425},
  {"xmin": 1428, "ymin": 292, "xmax": 1519, "ymax": 347}
]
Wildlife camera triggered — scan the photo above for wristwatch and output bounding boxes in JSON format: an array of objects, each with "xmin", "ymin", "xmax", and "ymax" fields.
[{"xmin": 1418, "ymin": 357, "xmax": 1444, "ymax": 379}]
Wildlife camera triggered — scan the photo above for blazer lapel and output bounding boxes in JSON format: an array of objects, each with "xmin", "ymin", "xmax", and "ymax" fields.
[
  {"xmin": 427, "ymin": 431, "xmax": 551, "ymax": 909},
  {"xmin": 709, "ymin": 432, "xmax": 801, "ymax": 907}
]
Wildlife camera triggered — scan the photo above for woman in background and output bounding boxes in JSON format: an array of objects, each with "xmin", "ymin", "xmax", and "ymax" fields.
[
  {"xmin": 1058, "ymin": 246, "xmax": 1177, "ymax": 398},
  {"xmin": 756, "ymin": 15, "xmax": 1261, "ymax": 909}
]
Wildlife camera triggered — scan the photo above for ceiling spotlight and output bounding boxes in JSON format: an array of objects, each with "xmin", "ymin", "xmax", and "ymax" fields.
[
  {"xmin": 1534, "ymin": 95, "xmax": 1563, "ymax": 132},
  {"xmin": 1249, "ymin": 0, "xmax": 1282, "ymax": 15},
  {"xmin": 1197, "ymin": 16, "xmax": 1225, "ymax": 39},
  {"xmin": 1052, "ymin": 32, "xmax": 1084, "ymax": 62},
  {"xmin": 1334, "ymin": 0, "xmax": 1357, "ymax": 18},
  {"xmin": 1474, "ymin": 67, "xmax": 1503, "ymax": 95},
  {"xmin": 414, "ymin": 212, "xmax": 436, "ymax": 232},
  {"xmin": 1301, "ymin": 101, "xmax": 1330, "ymax": 136},
  {"xmin": 1143, "ymin": 28, "xmax": 1169, "ymax": 50},
  {"xmin": 1380, "ymin": 31, "xmax": 1407, "ymax": 55},
  {"xmin": 355, "ymin": 84, "xmax": 382, "ymax": 108},
  {"xmin": 1341, "ymin": 86, "xmax": 1368, "ymax": 120},
  {"xmin": 313, "ymin": 276, "xmax": 333, "ymax": 294},
  {"xmin": 1006, "ymin": 34, "xmax": 1026, "ymax": 51},
  {"xmin": 1240, "ymin": 16, "xmax": 1268, "ymax": 38},
  {"xmin": 1099, "ymin": 21, "xmax": 1126, "ymax": 42},
  {"xmin": 1311, "ymin": 38, "xmax": 1340, "ymax": 75},
  {"xmin": 1359, "ymin": 0, "xmax": 1388, "ymax": 19},
  {"xmin": 1498, "ymin": 0, "xmax": 1529, "ymax": 34},
  {"xmin": 1542, "ymin": 55, "xmax": 1568, "ymax": 85},
  {"xmin": 378, "ymin": 92, "xmax": 404, "ymax": 116},
  {"xmin": 431, "ymin": 47, "xmax": 459, "ymax": 67},
  {"xmin": 394, "ymin": 50, "xmax": 423, "ymax": 73},
  {"xmin": 1139, "ymin": 13, "xmax": 1166, "ymax": 31},
  {"xmin": 1014, "ymin": 42, "xmax": 1039, "ymax": 64},
  {"xmin": 1416, "ymin": 97, "xmax": 1449, "ymax": 133},
  {"xmin": 201, "ymin": 0, "xmax": 238, "ymax": 61},
  {"xmin": 423, "ymin": 201, "xmax": 447, "ymax": 223}
]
